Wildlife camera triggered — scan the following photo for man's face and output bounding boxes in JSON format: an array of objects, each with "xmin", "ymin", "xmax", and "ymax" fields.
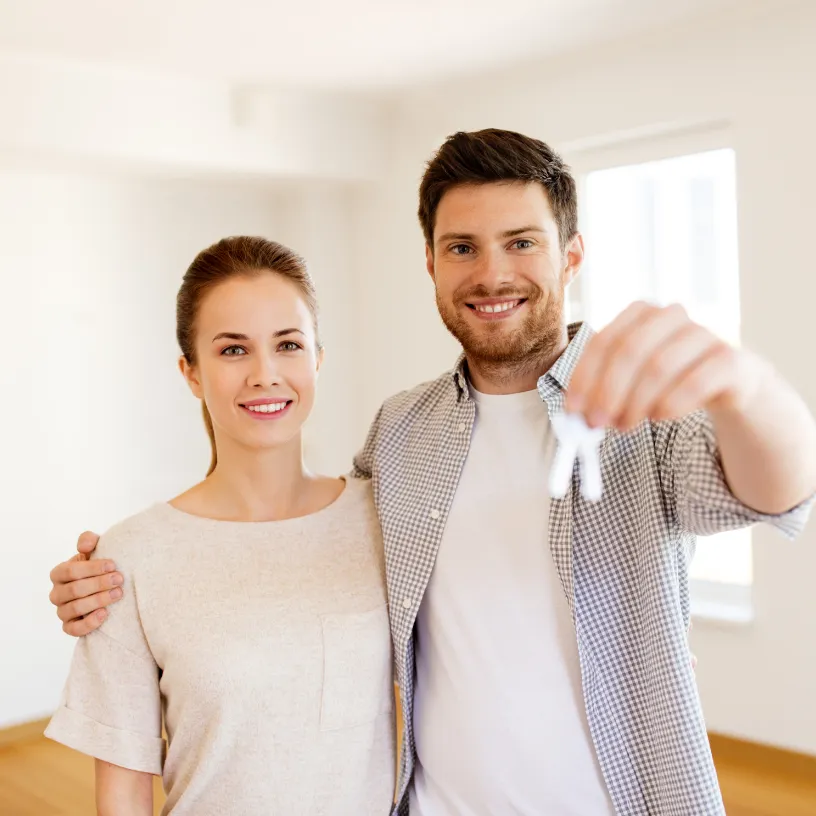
[{"xmin": 427, "ymin": 181, "xmax": 583, "ymax": 371}]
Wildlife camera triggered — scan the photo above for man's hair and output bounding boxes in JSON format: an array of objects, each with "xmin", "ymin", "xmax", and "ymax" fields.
[{"xmin": 418, "ymin": 128, "xmax": 578, "ymax": 252}]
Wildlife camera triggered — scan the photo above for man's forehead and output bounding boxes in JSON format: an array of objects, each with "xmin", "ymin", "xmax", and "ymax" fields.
[{"xmin": 434, "ymin": 181, "xmax": 554, "ymax": 236}]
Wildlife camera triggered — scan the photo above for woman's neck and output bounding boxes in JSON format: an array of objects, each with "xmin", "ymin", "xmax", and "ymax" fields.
[{"xmin": 174, "ymin": 436, "xmax": 338, "ymax": 522}]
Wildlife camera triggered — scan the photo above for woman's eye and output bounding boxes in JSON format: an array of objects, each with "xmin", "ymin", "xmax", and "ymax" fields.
[
  {"xmin": 280, "ymin": 341, "xmax": 302, "ymax": 352},
  {"xmin": 221, "ymin": 345, "xmax": 247, "ymax": 356}
]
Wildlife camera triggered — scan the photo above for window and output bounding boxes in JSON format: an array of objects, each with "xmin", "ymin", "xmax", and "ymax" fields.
[{"xmin": 574, "ymin": 147, "xmax": 752, "ymax": 615}]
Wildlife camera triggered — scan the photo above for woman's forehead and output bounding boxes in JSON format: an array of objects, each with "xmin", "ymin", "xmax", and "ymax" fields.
[{"xmin": 199, "ymin": 275, "xmax": 313, "ymax": 330}]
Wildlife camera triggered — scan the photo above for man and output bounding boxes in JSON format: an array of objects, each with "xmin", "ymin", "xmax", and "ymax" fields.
[{"xmin": 49, "ymin": 129, "xmax": 815, "ymax": 814}]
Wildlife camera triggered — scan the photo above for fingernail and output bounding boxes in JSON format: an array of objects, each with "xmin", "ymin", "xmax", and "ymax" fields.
[
  {"xmin": 588, "ymin": 411, "xmax": 609, "ymax": 428},
  {"xmin": 110, "ymin": 574, "xmax": 123, "ymax": 586},
  {"xmin": 97, "ymin": 609, "xmax": 107, "ymax": 620},
  {"xmin": 110, "ymin": 588, "xmax": 123, "ymax": 600},
  {"xmin": 104, "ymin": 562, "xmax": 115, "ymax": 573}
]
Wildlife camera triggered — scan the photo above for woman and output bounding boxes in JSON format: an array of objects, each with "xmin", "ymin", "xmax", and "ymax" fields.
[{"xmin": 45, "ymin": 237, "xmax": 396, "ymax": 815}]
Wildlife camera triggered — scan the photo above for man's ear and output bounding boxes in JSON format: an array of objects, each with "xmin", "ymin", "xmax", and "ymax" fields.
[
  {"xmin": 425, "ymin": 244, "xmax": 435, "ymax": 283},
  {"xmin": 179, "ymin": 355, "xmax": 203, "ymax": 399},
  {"xmin": 562, "ymin": 232, "xmax": 585, "ymax": 287}
]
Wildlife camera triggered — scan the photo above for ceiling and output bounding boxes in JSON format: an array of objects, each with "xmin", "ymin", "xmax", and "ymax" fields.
[{"xmin": 0, "ymin": 0, "xmax": 747, "ymax": 89}]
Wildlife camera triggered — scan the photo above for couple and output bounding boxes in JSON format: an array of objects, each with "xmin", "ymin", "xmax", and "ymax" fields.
[{"xmin": 47, "ymin": 129, "xmax": 815, "ymax": 815}]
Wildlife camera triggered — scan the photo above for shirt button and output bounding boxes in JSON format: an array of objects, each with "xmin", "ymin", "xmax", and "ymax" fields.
[
  {"xmin": 457, "ymin": 423, "xmax": 466, "ymax": 432},
  {"xmin": 430, "ymin": 509, "xmax": 440, "ymax": 520},
  {"xmin": 402, "ymin": 598, "xmax": 412, "ymax": 609}
]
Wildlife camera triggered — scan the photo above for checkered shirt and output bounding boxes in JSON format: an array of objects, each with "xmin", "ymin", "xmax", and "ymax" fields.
[{"xmin": 353, "ymin": 322, "xmax": 812, "ymax": 815}]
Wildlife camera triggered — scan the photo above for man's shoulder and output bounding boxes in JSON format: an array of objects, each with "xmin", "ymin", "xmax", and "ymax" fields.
[{"xmin": 376, "ymin": 367, "xmax": 459, "ymax": 428}]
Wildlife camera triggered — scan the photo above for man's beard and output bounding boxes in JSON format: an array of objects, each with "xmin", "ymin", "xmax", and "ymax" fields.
[{"xmin": 436, "ymin": 283, "xmax": 566, "ymax": 385}]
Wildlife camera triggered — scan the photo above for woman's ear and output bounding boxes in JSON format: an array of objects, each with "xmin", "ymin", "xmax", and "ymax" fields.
[
  {"xmin": 179, "ymin": 356, "xmax": 204, "ymax": 399},
  {"xmin": 316, "ymin": 346, "xmax": 325, "ymax": 374}
]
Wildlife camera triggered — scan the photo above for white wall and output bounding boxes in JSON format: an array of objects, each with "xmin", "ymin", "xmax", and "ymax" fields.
[
  {"xmin": 0, "ymin": 167, "xmax": 359, "ymax": 728},
  {"xmin": 354, "ymin": 0, "xmax": 816, "ymax": 753},
  {"xmin": 0, "ymin": 52, "xmax": 388, "ymax": 181}
]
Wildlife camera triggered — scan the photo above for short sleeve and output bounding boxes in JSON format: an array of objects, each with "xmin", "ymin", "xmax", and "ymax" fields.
[
  {"xmin": 654, "ymin": 410, "xmax": 814, "ymax": 539},
  {"xmin": 45, "ymin": 526, "xmax": 165, "ymax": 774}
]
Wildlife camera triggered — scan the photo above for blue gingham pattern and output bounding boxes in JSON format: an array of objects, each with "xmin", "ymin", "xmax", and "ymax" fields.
[{"xmin": 353, "ymin": 323, "xmax": 811, "ymax": 815}]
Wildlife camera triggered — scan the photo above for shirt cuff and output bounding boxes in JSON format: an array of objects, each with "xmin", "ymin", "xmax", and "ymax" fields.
[
  {"xmin": 759, "ymin": 492, "xmax": 816, "ymax": 540},
  {"xmin": 45, "ymin": 705, "xmax": 165, "ymax": 775}
]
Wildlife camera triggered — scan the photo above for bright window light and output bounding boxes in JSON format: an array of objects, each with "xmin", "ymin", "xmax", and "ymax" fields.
[{"xmin": 580, "ymin": 148, "xmax": 751, "ymax": 588}]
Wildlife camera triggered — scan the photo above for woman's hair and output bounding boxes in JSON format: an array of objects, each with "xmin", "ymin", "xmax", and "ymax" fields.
[{"xmin": 176, "ymin": 236, "xmax": 321, "ymax": 476}]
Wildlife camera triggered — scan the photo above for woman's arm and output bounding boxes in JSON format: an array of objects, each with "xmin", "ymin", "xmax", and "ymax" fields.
[{"xmin": 96, "ymin": 759, "xmax": 154, "ymax": 816}]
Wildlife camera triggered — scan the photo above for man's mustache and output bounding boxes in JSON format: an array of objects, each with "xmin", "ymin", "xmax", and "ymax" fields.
[{"xmin": 454, "ymin": 285, "xmax": 538, "ymax": 303}]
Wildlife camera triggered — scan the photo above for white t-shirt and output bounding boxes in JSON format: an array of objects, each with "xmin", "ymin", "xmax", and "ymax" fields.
[{"xmin": 410, "ymin": 387, "xmax": 615, "ymax": 815}]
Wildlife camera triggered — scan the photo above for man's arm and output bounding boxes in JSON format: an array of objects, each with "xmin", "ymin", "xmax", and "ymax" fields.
[
  {"xmin": 49, "ymin": 532, "xmax": 125, "ymax": 636},
  {"xmin": 708, "ymin": 355, "xmax": 816, "ymax": 514},
  {"xmin": 350, "ymin": 404, "xmax": 384, "ymax": 480},
  {"xmin": 96, "ymin": 760, "xmax": 154, "ymax": 816},
  {"xmin": 567, "ymin": 302, "xmax": 816, "ymax": 516}
]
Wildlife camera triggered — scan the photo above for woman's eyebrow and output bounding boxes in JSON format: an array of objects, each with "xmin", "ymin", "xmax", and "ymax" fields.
[{"xmin": 211, "ymin": 329, "xmax": 305, "ymax": 343}]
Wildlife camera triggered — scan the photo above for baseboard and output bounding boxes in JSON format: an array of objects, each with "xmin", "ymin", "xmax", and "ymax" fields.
[
  {"xmin": 709, "ymin": 731, "xmax": 816, "ymax": 778},
  {"xmin": 0, "ymin": 717, "xmax": 49, "ymax": 750}
]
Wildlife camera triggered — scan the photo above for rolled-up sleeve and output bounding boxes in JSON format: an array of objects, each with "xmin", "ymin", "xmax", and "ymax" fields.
[
  {"xmin": 655, "ymin": 410, "xmax": 814, "ymax": 539},
  {"xmin": 45, "ymin": 530, "xmax": 165, "ymax": 775},
  {"xmin": 46, "ymin": 628, "xmax": 164, "ymax": 774}
]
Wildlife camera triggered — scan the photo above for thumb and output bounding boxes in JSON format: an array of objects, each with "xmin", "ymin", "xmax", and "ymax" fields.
[{"xmin": 77, "ymin": 531, "xmax": 100, "ymax": 558}]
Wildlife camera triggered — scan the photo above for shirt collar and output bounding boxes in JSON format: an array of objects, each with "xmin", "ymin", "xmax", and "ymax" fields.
[{"xmin": 450, "ymin": 322, "xmax": 595, "ymax": 403}]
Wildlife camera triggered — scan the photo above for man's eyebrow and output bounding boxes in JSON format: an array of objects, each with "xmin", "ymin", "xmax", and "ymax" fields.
[
  {"xmin": 436, "ymin": 232, "xmax": 474, "ymax": 244},
  {"xmin": 435, "ymin": 226, "xmax": 546, "ymax": 244},
  {"xmin": 500, "ymin": 225, "xmax": 546, "ymax": 238},
  {"xmin": 211, "ymin": 329, "xmax": 305, "ymax": 343}
]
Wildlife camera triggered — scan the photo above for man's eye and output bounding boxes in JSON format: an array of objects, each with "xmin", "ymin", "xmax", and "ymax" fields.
[
  {"xmin": 451, "ymin": 244, "xmax": 472, "ymax": 255},
  {"xmin": 514, "ymin": 239, "xmax": 534, "ymax": 249},
  {"xmin": 222, "ymin": 346, "xmax": 247, "ymax": 356}
]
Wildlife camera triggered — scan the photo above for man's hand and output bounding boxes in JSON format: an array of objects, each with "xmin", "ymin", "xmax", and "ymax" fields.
[
  {"xmin": 567, "ymin": 300, "xmax": 816, "ymax": 515},
  {"xmin": 49, "ymin": 531, "xmax": 124, "ymax": 636},
  {"xmin": 566, "ymin": 301, "xmax": 760, "ymax": 431}
]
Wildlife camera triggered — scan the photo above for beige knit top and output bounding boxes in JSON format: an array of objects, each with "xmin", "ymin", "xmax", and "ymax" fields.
[{"xmin": 46, "ymin": 477, "xmax": 396, "ymax": 815}]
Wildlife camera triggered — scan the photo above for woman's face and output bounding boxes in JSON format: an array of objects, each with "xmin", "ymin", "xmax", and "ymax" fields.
[{"xmin": 181, "ymin": 272, "xmax": 321, "ymax": 459}]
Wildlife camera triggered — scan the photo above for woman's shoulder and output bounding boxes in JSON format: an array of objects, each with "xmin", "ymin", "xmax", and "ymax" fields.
[
  {"xmin": 92, "ymin": 503, "xmax": 172, "ymax": 567},
  {"xmin": 329, "ymin": 477, "xmax": 381, "ymax": 541},
  {"xmin": 338, "ymin": 476, "xmax": 376, "ymax": 514}
]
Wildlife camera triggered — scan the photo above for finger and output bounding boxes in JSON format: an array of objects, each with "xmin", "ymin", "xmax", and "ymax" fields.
[
  {"xmin": 583, "ymin": 304, "xmax": 692, "ymax": 428},
  {"xmin": 566, "ymin": 301, "xmax": 653, "ymax": 415},
  {"xmin": 652, "ymin": 345, "xmax": 736, "ymax": 420},
  {"xmin": 50, "ymin": 571, "xmax": 124, "ymax": 606},
  {"xmin": 56, "ymin": 587, "xmax": 124, "ymax": 624},
  {"xmin": 63, "ymin": 609, "xmax": 109, "ymax": 637},
  {"xmin": 49, "ymin": 557, "xmax": 118, "ymax": 586},
  {"xmin": 77, "ymin": 531, "xmax": 101, "ymax": 558},
  {"xmin": 617, "ymin": 324, "xmax": 720, "ymax": 431}
]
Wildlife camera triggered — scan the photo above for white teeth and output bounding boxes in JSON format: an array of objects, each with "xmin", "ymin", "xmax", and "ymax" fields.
[
  {"xmin": 245, "ymin": 402, "xmax": 287, "ymax": 413},
  {"xmin": 474, "ymin": 300, "xmax": 519, "ymax": 314}
]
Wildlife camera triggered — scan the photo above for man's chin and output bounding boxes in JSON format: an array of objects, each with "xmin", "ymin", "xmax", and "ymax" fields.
[{"xmin": 458, "ymin": 338, "xmax": 529, "ymax": 366}]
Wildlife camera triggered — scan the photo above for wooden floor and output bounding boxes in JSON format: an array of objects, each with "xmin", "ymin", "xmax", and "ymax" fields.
[
  {"xmin": 0, "ymin": 737, "xmax": 165, "ymax": 815},
  {"xmin": 1, "ymin": 732, "xmax": 814, "ymax": 815}
]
